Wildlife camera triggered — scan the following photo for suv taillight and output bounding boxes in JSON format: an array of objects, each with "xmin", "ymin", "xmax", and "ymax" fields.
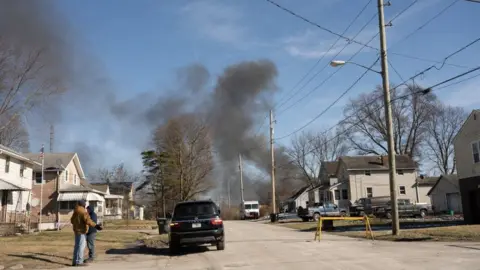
[
  {"xmin": 211, "ymin": 217, "xmax": 223, "ymax": 225},
  {"xmin": 170, "ymin": 222, "xmax": 180, "ymax": 228}
]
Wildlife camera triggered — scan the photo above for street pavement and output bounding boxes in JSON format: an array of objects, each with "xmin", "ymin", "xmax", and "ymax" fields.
[{"xmin": 60, "ymin": 221, "xmax": 479, "ymax": 270}]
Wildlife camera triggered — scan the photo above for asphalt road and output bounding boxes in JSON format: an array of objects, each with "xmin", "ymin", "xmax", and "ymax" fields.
[{"xmin": 60, "ymin": 221, "xmax": 479, "ymax": 270}]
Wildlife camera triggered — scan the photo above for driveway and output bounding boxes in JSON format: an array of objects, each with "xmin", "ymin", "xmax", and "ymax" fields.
[{"xmin": 59, "ymin": 221, "xmax": 479, "ymax": 270}]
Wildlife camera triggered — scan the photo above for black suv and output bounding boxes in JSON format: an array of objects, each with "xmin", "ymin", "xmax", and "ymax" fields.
[{"xmin": 168, "ymin": 200, "xmax": 225, "ymax": 254}]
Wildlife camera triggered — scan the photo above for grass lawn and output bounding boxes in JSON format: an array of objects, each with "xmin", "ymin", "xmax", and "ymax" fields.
[
  {"xmin": 103, "ymin": 219, "xmax": 158, "ymax": 230},
  {"xmin": 0, "ymin": 230, "xmax": 166, "ymax": 269},
  {"xmin": 278, "ymin": 220, "xmax": 480, "ymax": 242}
]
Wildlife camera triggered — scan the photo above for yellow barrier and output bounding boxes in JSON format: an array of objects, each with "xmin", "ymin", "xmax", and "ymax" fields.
[{"xmin": 314, "ymin": 216, "xmax": 374, "ymax": 241}]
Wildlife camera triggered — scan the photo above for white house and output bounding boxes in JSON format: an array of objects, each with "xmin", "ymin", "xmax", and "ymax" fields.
[
  {"xmin": 428, "ymin": 174, "xmax": 462, "ymax": 214},
  {"xmin": 0, "ymin": 145, "xmax": 40, "ymax": 222},
  {"xmin": 284, "ymin": 185, "xmax": 310, "ymax": 212},
  {"xmin": 413, "ymin": 175, "xmax": 437, "ymax": 204},
  {"xmin": 320, "ymin": 155, "xmax": 418, "ymax": 209}
]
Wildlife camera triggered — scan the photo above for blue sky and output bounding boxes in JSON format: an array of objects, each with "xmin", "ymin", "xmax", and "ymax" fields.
[{"xmin": 30, "ymin": 0, "xmax": 480, "ymax": 173}]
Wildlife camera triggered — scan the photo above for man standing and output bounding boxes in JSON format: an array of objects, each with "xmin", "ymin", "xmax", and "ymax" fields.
[
  {"xmin": 71, "ymin": 200, "xmax": 100, "ymax": 267},
  {"xmin": 86, "ymin": 206, "xmax": 98, "ymax": 263}
]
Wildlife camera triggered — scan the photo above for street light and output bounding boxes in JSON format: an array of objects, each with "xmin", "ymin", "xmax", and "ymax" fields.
[{"xmin": 330, "ymin": 60, "xmax": 382, "ymax": 74}]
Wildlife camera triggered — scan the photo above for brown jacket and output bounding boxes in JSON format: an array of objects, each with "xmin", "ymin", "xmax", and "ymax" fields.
[{"xmin": 71, "ymin": 205, "xmax": 96, "ymax": 234}]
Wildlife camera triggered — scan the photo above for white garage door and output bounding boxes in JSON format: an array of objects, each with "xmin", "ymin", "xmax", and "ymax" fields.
[{"xmin": 446, "ymin": 193, "xmax": 462, "ymax": 213}]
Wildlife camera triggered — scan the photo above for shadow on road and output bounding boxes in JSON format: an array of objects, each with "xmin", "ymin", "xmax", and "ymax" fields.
[
  {"xmin": 106, "ymin": 245, "xmax": 209, "ymax": 257},
  {"xmin": 7, "ymin": 253, "xmax": 70, "ymax": 267}
]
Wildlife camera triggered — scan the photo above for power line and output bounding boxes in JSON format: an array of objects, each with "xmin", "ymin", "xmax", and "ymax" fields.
[
  {"xmin": 276, "ymin": 57, "xmax": 380, "ymax": 140},
  {"xmin": 276, "ymin": 13, "xmax": 378, "ymax": 112},
  {"xmin": 276, "ymin": 32, "xmax": 379, "ymax": 117},
  {"xmin": 275, "ymin": 0, "xmax": 423, "ymax": 116},
  {"xmin": 389, "ymin": 0, "xmax": 460, "ymax": 50},
  {"xmin": 274, "ymin": 0, "xmax": 374, "ymax": 108},
  {"xmin": 276, "ymin": 65, "xmax": 480, "ymax": 169},
  {"xmin": 264, "ymin": 0, "xmax": 378, "ymax": 51},
  {"xmin": 275, "ymin": 35, "xmax": 480, "ymax": 141}
]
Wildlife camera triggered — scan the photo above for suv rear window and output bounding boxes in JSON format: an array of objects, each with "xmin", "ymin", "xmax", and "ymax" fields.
[{"xmin": 174, "ymin": 202, "xmax": 218, "ymax": 218}]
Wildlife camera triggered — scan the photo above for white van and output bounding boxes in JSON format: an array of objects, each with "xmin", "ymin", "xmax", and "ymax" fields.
[{"xmin": 240, "ymin": 200, "xmax": 260, "ymax": 220}]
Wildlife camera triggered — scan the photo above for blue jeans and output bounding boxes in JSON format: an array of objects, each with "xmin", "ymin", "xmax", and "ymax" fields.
[
  {"xmin": 87, "ymin": 232, "xmax": 96, "ymax": 260},
  {"xmin": 72, "ymin": 233, "xmax": 86, "ymax": 265}
]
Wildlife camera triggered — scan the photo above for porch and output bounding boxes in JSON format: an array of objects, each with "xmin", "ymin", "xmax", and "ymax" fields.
[
  {"xmin": 1, "ymin": 179, "xmax": 30, "ymax": 223},
  {"xmin": 57, "ymin": 191, "xmax": 105, "ymax": 223},
  {"xmin": 104, "ymin": 194, "xmax": 124, "ymax": 220}
]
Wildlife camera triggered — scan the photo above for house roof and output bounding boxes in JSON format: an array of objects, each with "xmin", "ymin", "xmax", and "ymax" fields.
[
  {"xmin": 90, "ymin": 183, "xmax": 109, "ymax": 193},
  {"xmin": 59, "ymin": 184, "xmax": 93, "ymax": 192},
  {"xmin": 0, "ymin": 144, "xmax": 41, "ymax": 166},
  {"xmin": 323, "ymin": 161, "xmax": 339, "ymax": 177},
  {"xmin": 289, "ymin": 185, "xmax": 310, "ymax": 200},
  {"xmin": 0, "ymin": 179, "xmax": 29, "ymax": 191},
  {"xmin": 109, "ymin": 182, "xmax": 134, "ymax": 194},
  {"xmin": 22, "ymin": 152, "xmax": 86, "ymax": 179},
  {"xmin": 23, "ymin": 152, "xmax": 75, "ymax": 170},
  {"xmin": 414, "ymin": 176, "xmax": 438, "ymax": 187},
  {"xmin": 453, "ymin": 109, "xmax": 480, "ymax": 144},
  {"xmin": 339, "ymin": 155, "xmax": 416, "ymax": 171},
  {"xmin": 427, "ymin": 174, "xmax": 459, "ymax": 196}
]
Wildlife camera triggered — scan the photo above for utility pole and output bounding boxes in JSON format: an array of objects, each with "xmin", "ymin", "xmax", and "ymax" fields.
[
  {"xmin": 49, "ymin": 125, "xmax": 54, "ymax": 152},
  {"xmin": 227, "ymin": 177, "xmax": 231, "ymax": 209},
  {"xmin": 239, "ymin": 153, "xmax": 244, "ymax": 203},
  {"xmin": 378, "ymin": 0, "xmax": 399, "ymax": 235},
  {"xmin": 269, "ymin": 110, "xmax": 277, "ymax": 220}
]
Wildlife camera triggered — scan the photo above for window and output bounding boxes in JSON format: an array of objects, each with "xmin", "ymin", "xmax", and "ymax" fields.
[
  {"xmin": 341, "ymin": 189, "xmax": 349, "ymax": 200},
  {"xmin": 5, "ymin": 156, "xmax": 10, "ymax": 173},
  {"xmin": 60, "ymin": 201, "xmax": 76, "ymax": 210},
  {"xmin": 366, "ymin": 187, "xmax": 373, "ymax": 198},
  {"xmin": 334, "ymin": 190, "xmax": 340, "ymax": 200},
  {"xmin": 73, "ymin": 174, "xmax": 77, "ymax": 185},
  {"xmin": 397, "ymin": 170, "xmax": 404, "ymax": 175},
  {"xmin": 399, "ymin": 186, "xmax": 406, "ymax": 195},
  {"xmin": 20, "ymin": 162, "xmax": 25, "ymax": 177},
  {"xmin": 473, "ymin": 141, "xmax": 480, "ymax": 163},
  {"xmin": 35, "ymin": 172, "xmax": 42, "ymax": 184},
  {"xmin": 64, "ymin": 170, "xmax": 69, "ymax": 182},
  {"xmin": 319, "ymin": 192, "xmax": 325, "ymax": 202},
  {"xmin": 173, "ymin": 202, "xmax": 218, "ymax": 218},
  {"xmin": 364, "ymin": 170, "xmax": 371, "ymax": 176}
]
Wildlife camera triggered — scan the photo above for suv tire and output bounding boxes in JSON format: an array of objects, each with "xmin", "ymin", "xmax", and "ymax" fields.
[
  {"xmin": 216, "ymin": 240, "xmax": 225, "ymax": 250},
  {"xmin": 169, "ymin": 242, "xmax": 180, "ymax": 255}
]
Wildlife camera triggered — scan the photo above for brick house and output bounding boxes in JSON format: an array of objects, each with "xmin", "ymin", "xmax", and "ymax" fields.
[{"xmin": 23, "ymin": 152, "xmax": 106, "ymax": 229}]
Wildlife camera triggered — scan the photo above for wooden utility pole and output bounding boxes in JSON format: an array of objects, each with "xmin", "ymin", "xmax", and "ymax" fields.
[
  {"xmin": 378, "ymin": 0, "xmax": 399, "ymax": 235},
  {"xmin": 49, "ymin": 125, "xmax": 54, "ymax": 152},
  {"xmin": 269, "ymin": 110, "xmax": 276, "ymax": 220},
  {"xmin": 239, "ymin": 153, "xmax": 244, "ymax": 203}
]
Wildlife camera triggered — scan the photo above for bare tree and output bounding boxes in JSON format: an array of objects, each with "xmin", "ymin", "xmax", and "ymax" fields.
[
  {"xmin": 0, "ymin": 41, "xmax": 66, "ymax": 130},
  {"xmin": 342, "ymin": 84, "xmax": 435, "ymax": 159},
  {"xmin": 0, "ymin": 114, "xmax": 29, "ymax": 151},
  {"xmin": 425, "ymin": 104, "xmax": 467, "ymax": 175},
  {"xmin": 288, "ymin": 129, "xmax": 348, "ymax": 187},
  {"xmin": 153, "ymin": 114, "xmax": 214, "ymax": 202}
]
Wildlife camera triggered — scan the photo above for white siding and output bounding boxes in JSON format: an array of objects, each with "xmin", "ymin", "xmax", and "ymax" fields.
[
  {"xmin": 295, "ymin": 192, "xmax": 309, "ymax": 209},
  {"xmin": 453, "ymin": 111, "xmax": 480, "ymax": 179},
  {"xmin": 415, "ymin": 186, "xmax": 432, "ymax": 204},
  {"xmin": 429, "ymin": 179, "xmax": 462, "ymax": 213},
  {"xmin": 348, "ymin": 170, "xmax": 417, "ymax": 203},
  {"xmin": 0, "ymin": 154, "xmax": 34, "ymax": 212}
]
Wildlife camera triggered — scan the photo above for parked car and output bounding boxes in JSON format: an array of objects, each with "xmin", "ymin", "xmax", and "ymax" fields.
[
  {"xmin": 375, "ymin": 199, "xmax": 433, "ymax": 219},
  {"xmin": 297, "ymin": 202, "xmax": 347, "ymax": 222},
  {"xmin": 168, "ymin": 200, "xmax": 225, "ymax": 254},
  {"xmin": 349, "ymin": 196, "xmax": 390, "ymax": 216}
]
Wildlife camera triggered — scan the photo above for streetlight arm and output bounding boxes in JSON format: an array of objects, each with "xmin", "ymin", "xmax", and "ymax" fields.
[{"xmin": 349, "ymin": 62, "xmax": 382, "ymax": 75}]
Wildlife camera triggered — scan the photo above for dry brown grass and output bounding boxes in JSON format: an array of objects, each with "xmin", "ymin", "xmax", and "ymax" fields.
[
  {"xmin": 103, "ymin": 219, "xmax": 158, "ymax": 230},
  {"xmin": 338, "ymin": 225, "xmax": 480, "ymax": 242},
  {"xmin": 0, "ymin": 230, "xmax": 153, "ymax": 269}
]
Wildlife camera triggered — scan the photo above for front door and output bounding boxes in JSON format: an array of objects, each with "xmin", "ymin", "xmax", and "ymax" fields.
[{"xmin": 446, "ymin": 193, "xmax": 461, "ymax": 213}]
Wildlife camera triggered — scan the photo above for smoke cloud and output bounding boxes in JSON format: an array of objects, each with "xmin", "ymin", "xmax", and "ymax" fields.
[{"xmin": 2, "ymin": 2, "xmax": 301, "ymax": 203}]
